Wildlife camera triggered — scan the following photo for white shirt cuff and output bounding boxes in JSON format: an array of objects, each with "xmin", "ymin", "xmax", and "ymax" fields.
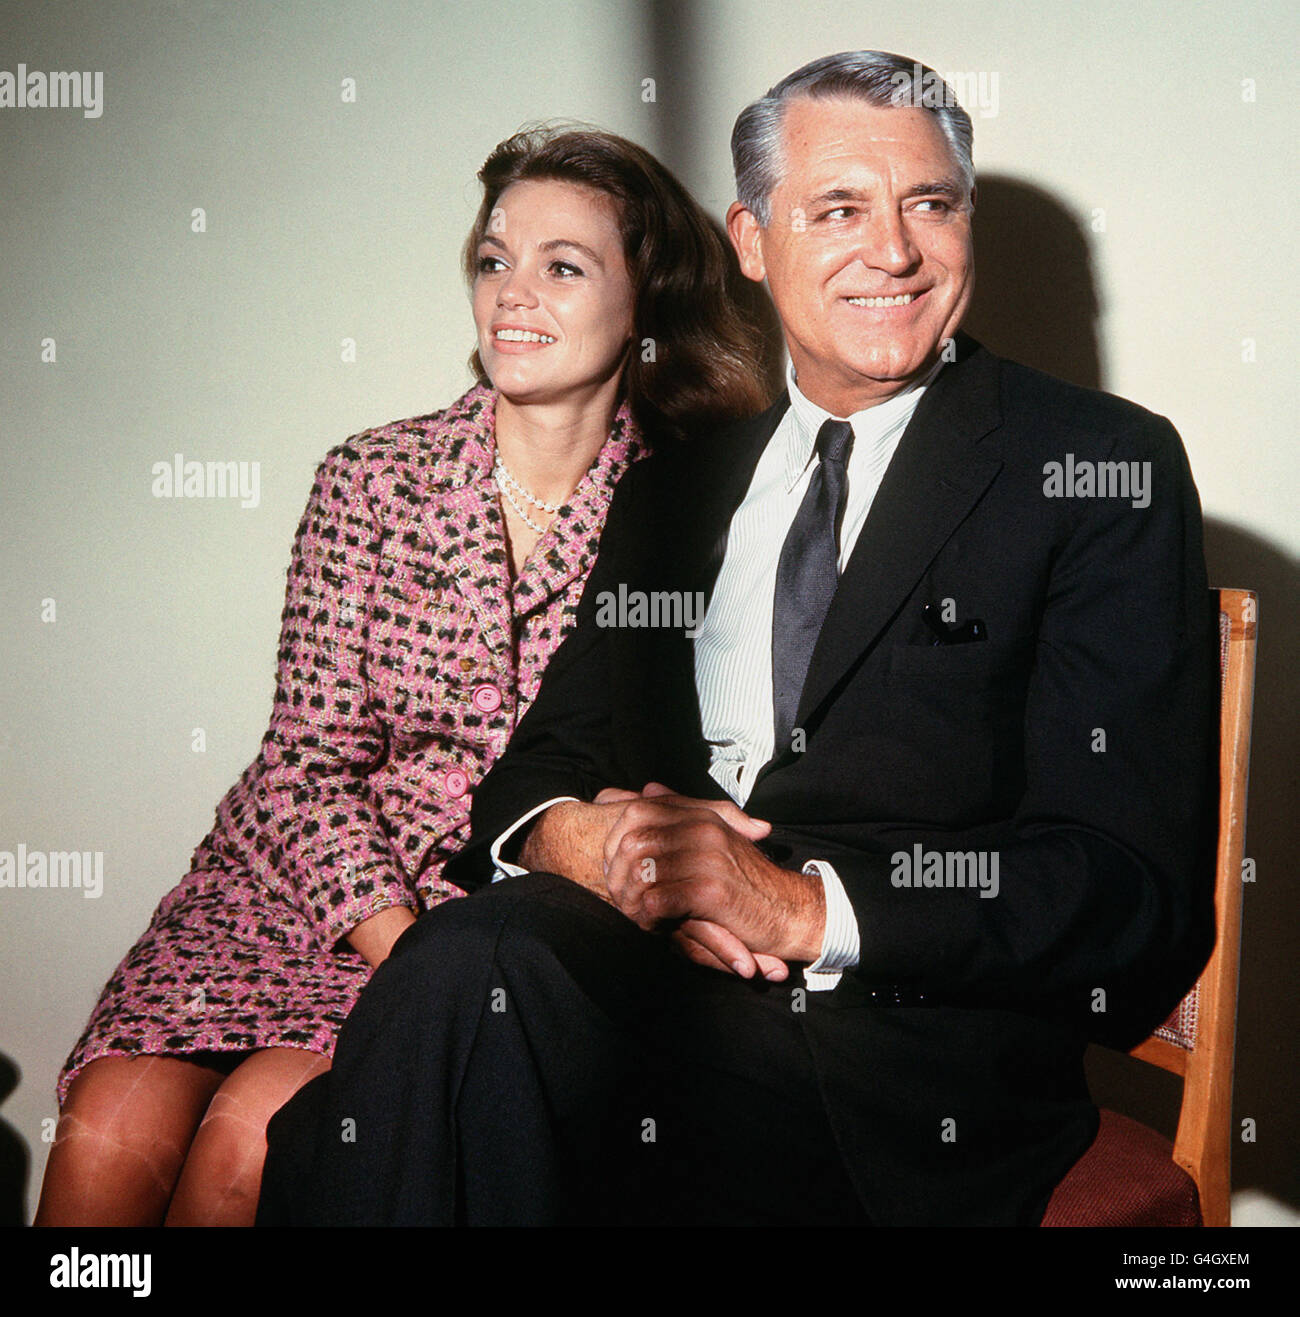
[
  {"xmin": 800, "ymin": 859, "xmax": 860, "ymax": 991},
  {"xmin": 490, "ymin": 797, "xmax": 581, "ymax": 881}
]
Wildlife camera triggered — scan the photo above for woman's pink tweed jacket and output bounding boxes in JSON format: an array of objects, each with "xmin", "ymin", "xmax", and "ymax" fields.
[{"xmin": 59, "ymin": 384, "xmax": 644, "ymax": 1101}]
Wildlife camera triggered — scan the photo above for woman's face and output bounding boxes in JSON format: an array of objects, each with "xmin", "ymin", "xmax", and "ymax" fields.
[{"xmin": 472, "ymin": 178, "xmax": 635, "ymax": 409}]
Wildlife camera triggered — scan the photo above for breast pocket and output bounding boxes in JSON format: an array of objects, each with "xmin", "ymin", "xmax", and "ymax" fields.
[
  {"xmin": 871, "ymin": 637, "xmax": 1032, "ymax": 822},
  {"xmin": 885, "ymin": 638, "xmax": 1028, "ymax": 682}
]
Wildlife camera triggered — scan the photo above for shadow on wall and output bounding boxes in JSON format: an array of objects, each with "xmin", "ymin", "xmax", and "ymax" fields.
[
  {"xmin": 0, "ymin": 1052, "xmax": 28, "ymax": 1225},
  {"xmin": 964, "ymin": 174, "xmax": 1103, "ymax": 390},
  {"xmin": 967, "ymin": 178, "xmax": 1298, "ymax": 1215},
  {"xmin": 641, "ymin": 0, "xmax": 787, "ymax": 402}
]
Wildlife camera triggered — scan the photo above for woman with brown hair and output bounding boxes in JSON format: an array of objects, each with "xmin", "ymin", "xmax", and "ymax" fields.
[{"xmin": 36, "ymin": 124, "xmax": 771, "ymax": 1226}]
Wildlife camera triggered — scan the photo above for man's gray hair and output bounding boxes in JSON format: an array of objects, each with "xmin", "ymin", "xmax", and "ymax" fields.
[{"xmin": 732, "ymin": 51, "xmax": 975, "ymax": 226}]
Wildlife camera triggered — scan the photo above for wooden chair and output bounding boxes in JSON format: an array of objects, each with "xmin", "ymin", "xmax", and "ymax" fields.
[{"xmin": 1042, "ymin": 588, "xmax": 1258, "ymax": 1227}]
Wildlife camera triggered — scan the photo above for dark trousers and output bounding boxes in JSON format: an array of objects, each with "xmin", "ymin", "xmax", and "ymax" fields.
[{"xmin": 258, "ymin": 872, "xmax": 870, "ymax": 1226}]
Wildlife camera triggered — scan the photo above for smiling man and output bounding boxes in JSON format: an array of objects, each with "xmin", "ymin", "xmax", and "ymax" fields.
[
  {"xmin": 728, "ymin": 93, "xmax": 974, "ymax": 409},
  {"xmin": 260, "ymin": 51, "xmax": 1217, "ymax": 1227}
]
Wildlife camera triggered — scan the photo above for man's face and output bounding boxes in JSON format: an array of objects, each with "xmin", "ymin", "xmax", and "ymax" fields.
[{"xmin": 728, "ymin": 96, "xmax": 974, "ymax": 415}]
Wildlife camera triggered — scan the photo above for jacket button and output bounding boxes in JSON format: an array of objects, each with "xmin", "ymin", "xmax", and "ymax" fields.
[
  {"xmin": 472, "ymin": 683, "xmax": 502, "ymax": 713},
  {"xmin": 444, "ymin": 769, "xmax": 469, "ymax": 798}
]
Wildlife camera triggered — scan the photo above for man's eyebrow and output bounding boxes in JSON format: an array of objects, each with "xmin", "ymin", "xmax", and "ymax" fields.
[
  {"xmin": 809, "ymin": 187, "xmax": 870, "ymax": 206},
  {"xmin": 807, "ymin": 180, "xmax": 966, "ymax": 206},
  {"xmin": 905, "ymin": 179, "xmax": 964, "ymax": 198}
]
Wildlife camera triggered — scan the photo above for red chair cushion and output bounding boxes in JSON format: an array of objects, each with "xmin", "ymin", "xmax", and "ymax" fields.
[{"xmin": 1041, "ymin": 1109, "xmax": 1202, "ymax": 1226}]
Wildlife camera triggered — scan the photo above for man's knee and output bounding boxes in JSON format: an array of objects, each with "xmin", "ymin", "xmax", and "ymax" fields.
[
  {"xmin": 390, "ymin": 871, "xmax": 631, "ymax": 973},
  {"xmin": 370, "ymin": 872, "xmax": 666, "ymax": 1044}
]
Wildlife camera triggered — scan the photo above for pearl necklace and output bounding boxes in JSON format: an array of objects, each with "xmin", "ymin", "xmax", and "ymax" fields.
[{"xmin": 494, "ymin": 456, "xmax": 562, "ymax": 534}]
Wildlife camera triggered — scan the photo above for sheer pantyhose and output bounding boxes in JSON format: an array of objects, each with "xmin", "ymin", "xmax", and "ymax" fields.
[{"xmin": 35, "ymin": 1048, "xmax": 330, "ymax": 1226}]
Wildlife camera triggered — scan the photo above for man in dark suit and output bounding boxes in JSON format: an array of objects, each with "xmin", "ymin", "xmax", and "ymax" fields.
[{"xmin": 259, "ymin": 50, "xmax": 1216, "ymax": 1226}]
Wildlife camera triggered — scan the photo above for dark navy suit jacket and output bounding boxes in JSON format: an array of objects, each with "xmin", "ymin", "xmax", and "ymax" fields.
[{"xmin": 446, "ymin": 333, "xmax": 1218, "ymax": 1225}]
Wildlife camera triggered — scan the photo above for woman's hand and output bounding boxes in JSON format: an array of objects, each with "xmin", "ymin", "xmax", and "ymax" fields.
[{"xmin": 347, "ymin": 906, "xmax": 418, "ymax": 969}]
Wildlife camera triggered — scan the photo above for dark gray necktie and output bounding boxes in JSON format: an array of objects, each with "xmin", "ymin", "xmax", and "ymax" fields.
[{"xmin": 772, "ymin": 418, "xmax": 854, "ymax": 753}]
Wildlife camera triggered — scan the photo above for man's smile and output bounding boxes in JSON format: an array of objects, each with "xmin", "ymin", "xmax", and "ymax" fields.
[{"xmin": 844, "ymin": 291, "xmax": 916, "ymax": 307}]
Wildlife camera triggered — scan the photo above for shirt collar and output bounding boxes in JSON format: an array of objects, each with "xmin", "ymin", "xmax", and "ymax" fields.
[{"xmin": 781, "ymin": 356, "xmax": 945, "ymax": 491}]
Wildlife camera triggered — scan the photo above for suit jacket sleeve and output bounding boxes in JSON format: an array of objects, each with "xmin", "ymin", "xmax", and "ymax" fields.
[
  {"xmin": 445, "ymin": 462, "xmax": 649, "ymax": 892},
  {"xmin": 827, "ymin": 414, "xmax": 1217, "ymax": 1043}
]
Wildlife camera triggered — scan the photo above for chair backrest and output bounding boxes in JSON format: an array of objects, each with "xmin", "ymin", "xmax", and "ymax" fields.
[{"xmin": 1125, "ymin": 587, "xmax": 1257, "ymax": 1226}]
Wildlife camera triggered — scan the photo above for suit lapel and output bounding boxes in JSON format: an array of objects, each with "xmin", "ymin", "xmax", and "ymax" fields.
[
  {"xmin": 676, "ymin": 391, "xmax": 791, "ymax": 601},
  {"xmin": 774, "ymin": 340, "xmax": 1006, "ymax": 768},
  {"xmin": 631, "ymin": 395, "xmax": 788, "ymax": 798}
]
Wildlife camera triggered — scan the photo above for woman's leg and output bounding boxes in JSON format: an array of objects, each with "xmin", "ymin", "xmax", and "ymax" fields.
[
  {"xmin": 164, "ymin": 1047, "xmax": 331, "ymax": 1226},
  {"xmin": 34, "ymin": 1055, "xmax": 226, "ymax": 1226}
]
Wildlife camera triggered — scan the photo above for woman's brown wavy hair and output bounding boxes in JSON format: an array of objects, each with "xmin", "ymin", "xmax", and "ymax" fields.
[{"xmin": 463, "ymin": 124, "xmax": 775, "ymax": 442}]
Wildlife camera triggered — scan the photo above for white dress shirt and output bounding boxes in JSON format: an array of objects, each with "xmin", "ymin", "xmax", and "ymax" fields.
[{"xmin": 494, "ymin": 357, "xmax": 943, "ymax": 988}]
